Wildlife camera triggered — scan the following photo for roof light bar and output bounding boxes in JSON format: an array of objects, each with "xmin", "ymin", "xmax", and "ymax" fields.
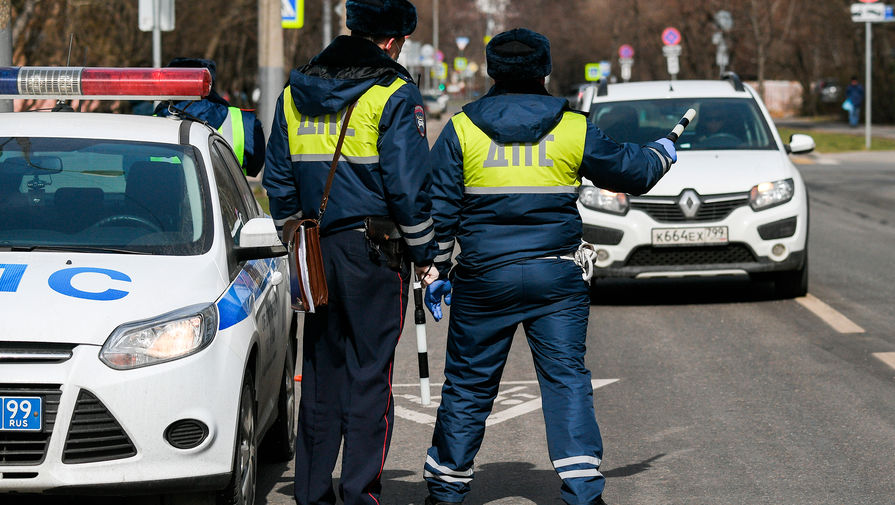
[{"xmin": 0, "ymin": 67, "xmax": 211, "ymax": 101}]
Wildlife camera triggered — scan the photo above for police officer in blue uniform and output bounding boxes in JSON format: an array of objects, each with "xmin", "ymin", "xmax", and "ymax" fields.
[
  {"xmin": 421, "ymin": 29, "xmax": 677, "ymax": 505},
  {"xmin": 262, "ymin": 1, "xmax": 438, "ymax": 504},
  {"xmin": 154, "ymin": 57, "xmax": 265, "ymax": 176}
]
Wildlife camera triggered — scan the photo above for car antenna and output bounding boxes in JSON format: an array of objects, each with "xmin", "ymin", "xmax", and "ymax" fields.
[
  {"xmin": 52, "ymin": 34, "xmax": 76, "ymax": 112},
  {"xmin": 668, "ymin": 80, "xmax": 674, "ymax": 93}
]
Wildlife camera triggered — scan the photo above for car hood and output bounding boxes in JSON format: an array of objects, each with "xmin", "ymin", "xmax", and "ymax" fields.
[
  {"xmin": 0, "ymin": 252, "xmax": 227, "ymax": 345},
  {"xmin": 641, "ymin": 150, "xmax": 796, "ymax": 196}
]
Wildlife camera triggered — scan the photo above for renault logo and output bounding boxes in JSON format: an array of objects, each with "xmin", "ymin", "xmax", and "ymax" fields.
[{"xmin": 678, "ymin": 189, "xmax": 701, "ymax": 218}]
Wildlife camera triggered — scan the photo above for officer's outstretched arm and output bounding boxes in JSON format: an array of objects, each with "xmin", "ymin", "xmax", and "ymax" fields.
[
  {"xmin": 261, "ymin": 94, "xmax": 302, "ymax": 241},
  {"xmin": 378, "ymin": 83, "xmax": 438, "ymax": 266},
  {"xmin": 428, "ymin": 119, "xmax": 464, "ymax": 277},
  {"xmin": 579, "ymin": 121, "xmax": 673, "ymax": 196}
]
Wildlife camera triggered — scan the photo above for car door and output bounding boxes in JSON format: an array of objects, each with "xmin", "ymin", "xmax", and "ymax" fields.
[{"xmin": 209, "ymin": 139, "xmax": 283, "ymax": 423}]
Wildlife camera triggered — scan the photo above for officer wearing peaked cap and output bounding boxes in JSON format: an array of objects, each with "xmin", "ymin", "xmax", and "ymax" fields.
[
  {"xmin": 262, "ymin": 1, "xmax": 440, "ymax": 504},
  {"xmin": 421, "ymin": 28, "xmax": 677, "ymax": 505}
]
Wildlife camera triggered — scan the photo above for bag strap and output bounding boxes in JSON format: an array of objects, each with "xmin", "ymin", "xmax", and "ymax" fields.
[{"xmin": 318, "ymin": 101, "xmax": 358, "ymax": 221}]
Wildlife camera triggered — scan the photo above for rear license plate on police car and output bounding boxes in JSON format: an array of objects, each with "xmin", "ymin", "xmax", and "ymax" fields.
[
  {"xmin": 651, "ymin": 226, "xmax": 728, "ymax": 246},
  {"xmin": 1, "ymin": 397, "xmax": 42, "ymax": 431}
]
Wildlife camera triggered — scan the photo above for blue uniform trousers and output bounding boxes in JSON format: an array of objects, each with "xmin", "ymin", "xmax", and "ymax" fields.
[
  {"xmin": 294, "ymin": 230, "xmax": 409, "ymax": 505},
  {"xmin": 424, "ymin": 258, "xmax": 604, "ymax": 505}
]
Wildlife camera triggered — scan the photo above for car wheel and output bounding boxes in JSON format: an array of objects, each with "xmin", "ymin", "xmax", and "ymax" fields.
[
  {"xmin": 219, "ymin": 372, "xmax": 257, "ymax": 505},
  {"xmin": 260, "ymin": 336, "xmax": 296, "ymax": 462},
  {"xmin": 773, "ymin": 260, "xmax": 808, "ymax": 299}
]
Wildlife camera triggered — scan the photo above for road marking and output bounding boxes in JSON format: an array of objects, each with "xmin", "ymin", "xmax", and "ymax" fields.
[
  {"xmin": 393, "ymin": 379, "xmax": 619, "ymax": 427},
  {"xmin": 873, "ymin": 352, "xmax": 895, "ymax": 370},
  {"xmin": 795, "ymin": 294, "xmax": 865, "ymax": 333}
]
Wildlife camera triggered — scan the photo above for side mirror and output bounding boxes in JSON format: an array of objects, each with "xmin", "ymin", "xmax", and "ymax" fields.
[
  {"xmin": 786, "ymin": 133, "xmax": 815, "ymax": 155},
  {"xmin": 234, "ymin": 217, "xmax": 287, "ymax": 261}
]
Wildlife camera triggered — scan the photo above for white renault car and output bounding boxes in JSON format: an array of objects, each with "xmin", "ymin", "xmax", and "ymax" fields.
[
  {"xmin": 0, "ymin": 67, "xmax": 296, "ymax": 504},
  {"xmin": 577, "ymin": 74, "xmax": 814, "ymax": 297}
]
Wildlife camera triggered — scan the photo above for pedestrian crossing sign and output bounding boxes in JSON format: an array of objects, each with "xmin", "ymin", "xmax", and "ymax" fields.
[{"xmin": 282, "ymin": 0, "xmax": 304, "ymax": 29}]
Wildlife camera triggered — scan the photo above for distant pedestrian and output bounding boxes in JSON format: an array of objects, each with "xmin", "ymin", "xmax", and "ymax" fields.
[{"xmin": 845, "ymin": 76, "xmax": 865, "ymax": 127}]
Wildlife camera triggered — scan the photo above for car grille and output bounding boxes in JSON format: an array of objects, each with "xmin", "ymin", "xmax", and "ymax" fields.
[
  {"xmin": 62, "ymin": 389, "xmax": 137, "ymax": 464},
  {"xmin": 625, "ymin": 244, "xmax": 756, "ymax": 267},
  {"xmin": 0, "ymin": 384, "xmax": 62, "ymax": 466},
  {"xmin": 0, "ymin": 342, "xmax": 75, "ymax": 364},
  {"xmin": 630, "ymin": 194, "xmax": 749, "ymax": 222}
]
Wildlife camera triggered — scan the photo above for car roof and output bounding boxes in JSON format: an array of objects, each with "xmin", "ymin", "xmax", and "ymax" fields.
[
  {"xmin": 0, "ymin": 111, "xmax": 205, "ymax": 144},
  {"xmin": 594, "ymin": 80, "xmax": 754, "ymax": 101}
]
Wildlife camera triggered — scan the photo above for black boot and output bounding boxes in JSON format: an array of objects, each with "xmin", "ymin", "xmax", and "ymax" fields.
[{"xmin": 424, "ymin": 496, "xmax": 462, "ymax": 505}]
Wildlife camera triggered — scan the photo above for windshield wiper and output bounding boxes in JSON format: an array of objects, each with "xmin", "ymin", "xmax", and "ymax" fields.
[{"xmin": 0, "ymin": 245, "xmax": 150, "ymax": 255}]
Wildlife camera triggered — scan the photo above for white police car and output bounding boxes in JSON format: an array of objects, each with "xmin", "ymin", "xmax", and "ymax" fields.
[
  {"xmin": 578, "ymin": 74, "xmax": 814, "ymax": 297},
  {"xmin": 0, "ymin": 67, "xmax": 295, "ymax": 504}
]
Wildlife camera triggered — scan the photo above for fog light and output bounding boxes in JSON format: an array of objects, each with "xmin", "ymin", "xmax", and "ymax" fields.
[
  {"xmin": 772, "ymin": 243, "xmax": 786, "ymax": 257},
  {"xmin": 596, "ymin": 249, "xmax": 610, "ymax": 262},
  {"xmin": 164, "ymin": 419, "xmax": 209, "ymax": 449}
]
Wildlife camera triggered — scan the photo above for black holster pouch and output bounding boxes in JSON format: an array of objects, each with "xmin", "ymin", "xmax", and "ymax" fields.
[{"xmin": 363, "ymin": 216, "xmax": 406, "ymax": 270}]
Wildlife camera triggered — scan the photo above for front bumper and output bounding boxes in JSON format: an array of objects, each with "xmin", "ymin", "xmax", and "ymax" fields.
[
  {"xmin": 0, "ymin": 335, "xmax": 243, "ymax": 493},
  {"xmin": 579, "ymin": 198, "xmax": 808, "ymax": 279}
]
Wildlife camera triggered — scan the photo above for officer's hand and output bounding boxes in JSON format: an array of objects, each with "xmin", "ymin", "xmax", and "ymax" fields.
[
  {"xmin": 655, "ymin": 138, "xmax": 677, "ymax": 163},
  {"xmin": 415, "ymin": 264, "xmax": 439, "ymax": 286},
  {"xmin": 424, "ymin": 280, "xmax": 452, "ymax": 322}
]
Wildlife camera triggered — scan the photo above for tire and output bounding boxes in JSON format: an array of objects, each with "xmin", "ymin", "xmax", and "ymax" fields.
[
  {"xmin": 219, "ymin": 372, "xmax": 257, "ymax": 505},
  {"xmin": 260, "ymin": 337, "xmax": 296, "ymax": 462},
  {"xmin": 773, "ymin": 261, "xmax": 808, "ymax": 299}
]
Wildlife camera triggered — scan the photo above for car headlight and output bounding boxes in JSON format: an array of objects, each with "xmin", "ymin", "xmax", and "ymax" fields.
[
  {"xmin": 579, "ymin": 186, "xmax": 629, "ymax": 215},
  {"xmin": 100, "ymin": 304, "xmax": 218, "ymax": 370},
  {"xmin": 749, "ymin": 178, "xmax": 794, "ymax": 210}
]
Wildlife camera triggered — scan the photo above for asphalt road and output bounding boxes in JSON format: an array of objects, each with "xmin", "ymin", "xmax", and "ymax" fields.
[
  {"xmin": 251, "ymin": 141, "xmax": 895, "ymax": 504},
  {"xmin": 8, "ymin": 116, "xmax": 895, "ymax": 504}
]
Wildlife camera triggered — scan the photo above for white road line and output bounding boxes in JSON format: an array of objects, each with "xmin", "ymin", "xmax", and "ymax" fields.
[
  {"xmin": 872, "ymin": 352, "xmax": 895, "ymax": 370},
  {"xmin": 394, "ymin": 379, "xmax": 620, "ymax": 427},
  {"xmin": 795, "ymin": 294, "xmax": 865, "ymax": 334},
  {"xmin": 485, "ymin": 379, "xmax": 618, "ymax": 427}
]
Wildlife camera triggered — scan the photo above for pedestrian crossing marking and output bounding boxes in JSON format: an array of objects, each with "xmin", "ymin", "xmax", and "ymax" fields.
[
  {"xmin": 873, "ymin": 352, "xmax": 895, "ymax": 371},
  {"xmin": 392, "ymin": 379, "xmax": 619, "ymax": 427}
]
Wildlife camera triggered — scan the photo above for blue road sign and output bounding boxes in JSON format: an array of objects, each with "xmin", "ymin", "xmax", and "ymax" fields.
[{"xmin": 282, "ymin": 0, "xmax": 304, "ymax": 29}]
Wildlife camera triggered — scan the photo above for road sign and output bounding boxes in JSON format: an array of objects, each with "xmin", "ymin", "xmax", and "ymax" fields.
[
  {"xmin": 456, "ymin": 37, "xmax": 470, "ymax": 51},
  {"xmin": 139, "ymin": 0, "xmax": 175, "ymax": 32},
  {"xmin": 433, "ymin": 62, "xmax": 448, "ymax": 80},
  {"xmin": 662, "ymin": 27, "xmax": 682, "ymax": 46},
  {"xmin": 281, "ymin": 0, "xmax": 304, "ymax": 29},
  {"xmin": 420, "ymin": 44, "xmax": 435, "ymax": 67},
  {"xmin": 618, "ymin": 44, "xmax": 635, "ymax": 59},
  {"xmin": 851, "ymin": 2, "xmax": 889, "ymax": 21},
  {"xmin": 662, "ymin": 45, "xmax": 682, "ymax": 57},
  {"xmin": 436, "ymin": 50, "xmax": 445, "ymax": 63},
  {"xmin": 714, "ymin": 10, "xmax": 733, "ymax": 31},
  {"xmin": 584, "ymin": 63, "xmax": 602, "ymax": 82},
  {"xmin": 453, "ymin": 57, "xmax": 468, "ymax": 72},
  {"xmin": 619, "ymin": 58, "xmax": 633, "ymax": 82}
]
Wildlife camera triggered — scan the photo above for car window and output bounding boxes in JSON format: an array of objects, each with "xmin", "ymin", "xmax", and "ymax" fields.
[
  {"xmin": 590, "ymin": 97, "xmax": 777, "ymax": 151},
  {"xmin": 210, "ymin": 142, "xmax": 251, "ymax": 243},
  {"xmin": 212, "ymin": 139, "xmax": 260, "ymax": 220},
  {"xmin": 0, "ymin": 137, "xmax": 211, "ymax": 255}
]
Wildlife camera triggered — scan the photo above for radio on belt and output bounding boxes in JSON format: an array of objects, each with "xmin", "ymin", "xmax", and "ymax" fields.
[{"xmin": 0, "ymin": 66, "xmax": 211, "ymax": 100}]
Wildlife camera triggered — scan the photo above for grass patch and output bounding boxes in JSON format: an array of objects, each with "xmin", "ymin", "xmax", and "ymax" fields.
[
  {"xmin": 252, "ymin": 184, "xmax": 270, "ymax": 215},
  {"xmin": 777, "ymin": 127, "xmax": 895, "ymax": 152}
]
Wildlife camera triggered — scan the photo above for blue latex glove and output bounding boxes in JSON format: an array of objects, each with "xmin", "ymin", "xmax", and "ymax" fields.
[
  {"xmin": 424, "ymin": 280, "xmax": 452, "ymax": 322},
  {"xmin": 655, "ymin": 137, "xmax": 678, "ymax": 163}
]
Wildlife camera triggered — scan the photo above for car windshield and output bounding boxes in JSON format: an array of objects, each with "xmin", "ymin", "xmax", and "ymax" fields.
[
  {"xmin": 0, "ymin": 137, "xmax": 211, "ymax": 255},
  {"xmin": 590, "ymin": 97, "xmax": 777, "ymax": 151}
]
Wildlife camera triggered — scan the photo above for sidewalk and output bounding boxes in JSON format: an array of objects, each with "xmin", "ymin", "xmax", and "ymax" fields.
[{"xmin": 774, "ymin": 116, "xmax": 895, "ymax": 139}]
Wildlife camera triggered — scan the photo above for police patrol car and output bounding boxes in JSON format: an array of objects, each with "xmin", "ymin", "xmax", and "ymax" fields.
[
  {"xmin": 0, "ymin": 67, "xmax": 295, "ymax": 504},
  {"xmin": 578, "ymin": 74, "xmax": 814, "ymax": 297}
]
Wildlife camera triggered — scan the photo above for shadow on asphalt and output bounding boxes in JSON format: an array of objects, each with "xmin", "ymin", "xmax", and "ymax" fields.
[{"xmin": 589, "ymin": 276, "xmax": 783, "ymax": 306}]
